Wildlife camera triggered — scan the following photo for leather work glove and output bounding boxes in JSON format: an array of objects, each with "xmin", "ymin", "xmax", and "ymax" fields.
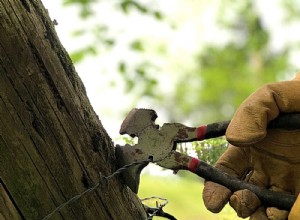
[
  {"xmin": 203, "ymin": 72, "xmax": 300, "ymax": 220},
  {"xmin": 289, "ymin": 194, "xmax": 300, "ymax": 220}
]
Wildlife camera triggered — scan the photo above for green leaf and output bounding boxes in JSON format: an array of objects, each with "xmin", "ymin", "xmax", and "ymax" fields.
[
  {"xmin": 104, "ymin": 39, "xmax": 115, "ymax": 46},
  {"xmin": 120, "ymin": 1, "xmax": 148, "ymax": 14},
  {"xmin": 135, "ymin": 67, "xmax": 145, "ymax": 76},
  {"xmin": 70, "ymin": 50, "xmax": 85, "ymax": 63},
  {"xmin": 70, "ymin": 46, "xmax": 97, "ymax": 63},
  {"xmin": 130, "ymin": 40, "xmax": 144, "ymax": 51},
  {"xmin": 153, "ymin": 11, "xmax": 163, "ymax": 20},
  {"xmin": 118, "ymin": 62, "xmax": 127, "ymax": 74}
]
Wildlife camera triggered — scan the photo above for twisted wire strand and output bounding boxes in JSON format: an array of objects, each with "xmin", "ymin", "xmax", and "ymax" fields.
[{"xmin": 42, "ymin": 159, "xmax": 151, "ymax": 220}]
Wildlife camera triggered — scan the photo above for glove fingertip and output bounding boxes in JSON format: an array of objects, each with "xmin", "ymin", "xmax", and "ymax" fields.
[
  {"xmin": 250, "ymin": 207, "xmax": 269, "ymax": 220},
  {"xmin": 229, "ymin": 189, "xmax": 261, "ymax": 218},
  {"xmin": 266, "ymin": 207, "xmax": 289, "ymax": 220},
  {"xmin": 203, "ymin": 182, "xmax": 231, "ymax": 213}
]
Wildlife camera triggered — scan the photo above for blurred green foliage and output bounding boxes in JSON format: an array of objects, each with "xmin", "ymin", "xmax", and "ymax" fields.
[
  {"xmin": 194, "ymin": 137, "xmax": 228, "ymax": 165},
  {"xmin": 176, "ymin": 137, "xmax": 227, "ymax": 166},
  {"xmin": 63, "ymin": 0, "xmax": 300, "ymax": 123},
  {"xmin": 63, "ymin": 0, "xmax": 97, "ymax": 18},
  {"xmin": 171, "ymin": 0, "xmax": 297, "ymax": 122}
]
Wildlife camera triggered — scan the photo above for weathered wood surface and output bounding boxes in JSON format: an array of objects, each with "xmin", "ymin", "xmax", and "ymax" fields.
[
  {"xmin": 0, "ymin": 182, "xmax": 22, "ymax": 220},
  {"xmin": 0, "ymin": 0, "xmax": 146, "ymax": 219}
]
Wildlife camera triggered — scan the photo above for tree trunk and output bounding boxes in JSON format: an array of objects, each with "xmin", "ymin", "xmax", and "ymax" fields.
[{"xmin": 0, "ymin": 0, "xmax": 146, "ymax": 219}]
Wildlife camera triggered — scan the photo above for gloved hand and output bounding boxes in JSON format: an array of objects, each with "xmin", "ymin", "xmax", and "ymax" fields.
[
  {"xmin": 203, "ymin": 72, "xmax": 300, "ymax": 220},
  {"xmin": 289, "ymin": 194, "xmax": 300, "ymax": 220}
]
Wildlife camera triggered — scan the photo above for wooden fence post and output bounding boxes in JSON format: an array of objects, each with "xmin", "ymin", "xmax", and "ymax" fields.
[{"xmin": 0, "ymin": 1, "xmax": 146, "ymax": 219}]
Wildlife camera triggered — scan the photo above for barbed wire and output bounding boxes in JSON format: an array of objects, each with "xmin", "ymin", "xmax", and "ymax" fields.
[
  {"xmin": 141, "ymin": 196, "xmax": 168, "ymax": 207},
  {"xmin": 141, "ymin": 196, "xmax": 168, "ymax": 217},
  {"xmin": 141, "ymin": 196, "xmax": 177, "ymax": 220},
  {"xmin": 41, "ymin": 159, "xmax": 151, "ymax": 220}
]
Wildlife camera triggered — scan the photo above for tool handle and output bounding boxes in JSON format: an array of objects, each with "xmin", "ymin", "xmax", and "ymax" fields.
[
  {"xmin": 188, "ymin": 158, "xmax": 297, "ymax": 210},
  {"xmin": 197, "ymin": 113, "xmax": 300, "ymax": 140}
]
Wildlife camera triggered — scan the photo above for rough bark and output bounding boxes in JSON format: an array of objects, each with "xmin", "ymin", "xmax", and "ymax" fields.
[{"xmin": 0, "ymin": 0, "xmax": 146, "ymax": 219}]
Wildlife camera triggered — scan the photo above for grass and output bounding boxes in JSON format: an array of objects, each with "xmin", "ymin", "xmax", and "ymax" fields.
[{"xmin": 138, "ymin": 172, "xmax": 247, "ymax": 220}]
